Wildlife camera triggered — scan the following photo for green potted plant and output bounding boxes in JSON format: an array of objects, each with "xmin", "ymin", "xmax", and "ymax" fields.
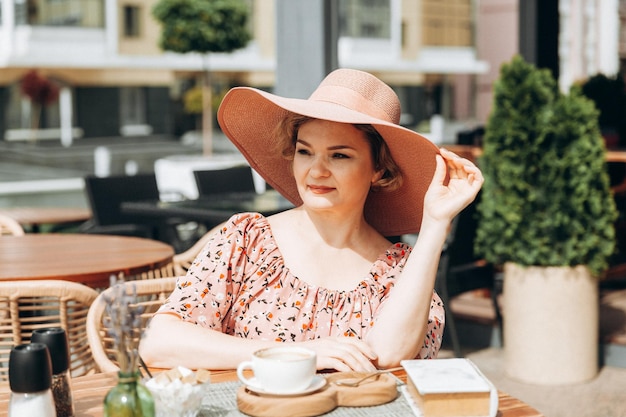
[{"xmin": 474, "ymin": 55, "xmax": 618, "ymax": 385}]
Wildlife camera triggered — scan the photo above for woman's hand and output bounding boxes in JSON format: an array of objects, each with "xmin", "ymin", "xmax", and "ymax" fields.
[
  {"xmin": 294, "ymin": 337, "xmax": 378, "ymax": 372},
  {"xmin": 422, "ymin": 148, "xmax": 484, "ymax": 224}
]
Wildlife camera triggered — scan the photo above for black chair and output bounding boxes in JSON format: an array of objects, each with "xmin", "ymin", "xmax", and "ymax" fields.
[
  {"xmin": 434, "ymin": 196, "xmax": 502, "ymax": 357},
  {"xmin": 81, "ymin": 174, "xmax": 161, "ymax": 238},
  {"xmin": 193, "ymin": 165, "xmax": 256, "ymax": 197},
  {"xmin": 603, "ymin": 161, "xmax": 626, "ymax": 289}
]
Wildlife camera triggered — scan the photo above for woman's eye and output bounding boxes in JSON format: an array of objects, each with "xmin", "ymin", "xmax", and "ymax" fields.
[
  {"xmin": 296, "ymin": 148, "xmax": 311, "ymax": 156},
  {"xmin": 332, "ymin": 152, "xmax": 349, "ymax": 159}
]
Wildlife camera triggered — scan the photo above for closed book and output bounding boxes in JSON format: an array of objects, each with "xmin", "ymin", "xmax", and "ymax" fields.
[{"xmin": 400, "ymin": 358, "xmax": 498, "ymax": 417}]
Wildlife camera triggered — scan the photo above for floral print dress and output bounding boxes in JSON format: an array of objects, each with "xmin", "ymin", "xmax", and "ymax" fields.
[{"xmin": 156, "ymin": 212, "xmax": 445, "ymax": 359}]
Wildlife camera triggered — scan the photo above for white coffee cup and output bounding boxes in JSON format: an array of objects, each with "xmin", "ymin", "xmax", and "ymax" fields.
[{"xmin": 237, "ymin": 346, "xmax": 316, "ymax": 394}]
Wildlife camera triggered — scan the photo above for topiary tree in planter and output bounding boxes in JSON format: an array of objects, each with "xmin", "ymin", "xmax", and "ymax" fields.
[{"xmin": 474, "ymin": 55, "xmax": 618, "ymax": 385}]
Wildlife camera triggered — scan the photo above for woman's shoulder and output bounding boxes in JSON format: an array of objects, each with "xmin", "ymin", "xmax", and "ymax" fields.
[
  {"xmin": 387, "ymin": 241, "xmax": 412, "ymax": 255},
  {"xmin": 221, "ymin": 212, "xmax": 282, "ymax": 248},
  {"xmin": 224, "ymin": 212, "xmax": 272, "ymax": 231},
  {"xmin": 376, "ymin": 241, "xmax": 412, "ymax": 269},
  {"xmin": 206, "ymin": 213, "xmax": 273, "ymax": 248}
]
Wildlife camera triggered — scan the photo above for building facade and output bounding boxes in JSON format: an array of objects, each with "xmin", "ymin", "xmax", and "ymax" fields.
[
  {"xmin": 2, "ymin": 0, "xmax": 620, "ymax": 146},
  {"xmin": 0, "ymin": 0, "xmax": 494, "ymax": 144}
]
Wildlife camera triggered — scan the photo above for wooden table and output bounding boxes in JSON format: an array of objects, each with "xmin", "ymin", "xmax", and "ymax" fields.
[
  {"xmin": 0, "ymin": 369, "xmax": 544, "ymax": 417},
  {"xmin": 0, "ymin": 207, "xmax": 91, "ymax": 232},
  {"xmin": 0, "ymin": 234, "xmax": 174, "ymax": 288},
  {"xmin": 444, "ymin": 144, "xmax": 626, "ymax": 164},
  {"xmin": 445, "ymin": 144, "xmax": 626, "ymax": 195},
  {"xmin": 606, "ymin": 150, "xmax": 626, "ymax": 163}
]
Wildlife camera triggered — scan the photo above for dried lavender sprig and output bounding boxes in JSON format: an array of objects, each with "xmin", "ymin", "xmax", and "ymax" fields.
[{"xmin": 103, "ymin": 274, "xmax": 146, "ymax": 374}]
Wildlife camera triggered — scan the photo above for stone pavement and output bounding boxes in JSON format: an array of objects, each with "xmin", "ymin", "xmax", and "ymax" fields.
[
  {"xmin": 465, "ymin": 347, "xmax": 626, "ymax": 417},
  {"xmin": 0, "ymin": 132, "xmax": 240, "ymax": 208}
]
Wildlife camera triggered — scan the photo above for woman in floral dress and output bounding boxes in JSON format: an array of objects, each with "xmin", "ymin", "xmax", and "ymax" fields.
[{"xmin": 140, "ymin": 69, "xmax": 483, "ymax": 372}]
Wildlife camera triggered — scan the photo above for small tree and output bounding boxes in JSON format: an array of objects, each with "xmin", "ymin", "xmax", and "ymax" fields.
[
  {"xmin": 152, "ymin": 0, "xmax": 251, "ymax": 154},
  {"xmin": 475, "ymin": 55, "xmax": 617, "ymax": 277},
  {"xmin": 183, "ymin": 84, "xmax": 228, "ymax": 133},
  {"xmin": 20, "ymin": 70, "xmax": 59, "ymax": 142}
]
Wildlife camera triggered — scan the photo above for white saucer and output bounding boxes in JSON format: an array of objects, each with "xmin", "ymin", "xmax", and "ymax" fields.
[{"xmin": 244, "ymin": 375, "xmax": 327, "ymax": 397}]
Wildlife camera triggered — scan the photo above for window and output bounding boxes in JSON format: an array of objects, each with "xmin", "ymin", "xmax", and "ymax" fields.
[
  {"xmin": 123, "ymin": 5, "xmax": 140, "ymax": 37},
  {"xmin": 422, "ymin": 0, "xmax": 473, "ymax": 47},
  {"xmin": 120, "ymin": 87, "xmax": 146, "ymax": 126},
  {"xmin": 16, "ymin": 0, "xmax": 105, "ymax": 28},
  {"xmin": 339, "ymin": 0, "xmax": 391, "ymax": 39}
]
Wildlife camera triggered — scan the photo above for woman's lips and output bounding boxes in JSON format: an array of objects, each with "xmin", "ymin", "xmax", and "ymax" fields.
[{"xmin": 308, "ymin": 185, "xmax": 334, "ymax": 194}]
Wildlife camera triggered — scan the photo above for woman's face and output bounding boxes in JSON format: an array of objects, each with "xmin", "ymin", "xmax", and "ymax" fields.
[{"xmin": 292, "ymin": 119, "xmax": 383, "ymax": 214}]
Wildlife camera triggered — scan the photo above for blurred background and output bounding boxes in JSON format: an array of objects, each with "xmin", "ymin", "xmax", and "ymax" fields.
[
  {"xmin": 2, "ymin": 3, "xmax": 626, "ymax": 416},
  {"xmin": 1, "ymin": 0, "xmax": 623, "ymax": 207}
]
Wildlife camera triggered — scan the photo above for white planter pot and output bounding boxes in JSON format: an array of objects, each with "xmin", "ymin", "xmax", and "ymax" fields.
[{"xmin": 503, "ymin": 262, "xmax": 598, "ymax": 385}]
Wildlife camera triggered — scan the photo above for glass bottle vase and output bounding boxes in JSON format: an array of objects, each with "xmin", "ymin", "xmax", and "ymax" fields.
[{"xmin": 103, "ymin": 371, "xmax": 155, "ymax": 417}]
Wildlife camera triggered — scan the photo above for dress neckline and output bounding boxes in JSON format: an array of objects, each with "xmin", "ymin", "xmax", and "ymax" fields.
[{"xmin": 251, "ymin": 213, "xmax": 410, "ymax": 293}]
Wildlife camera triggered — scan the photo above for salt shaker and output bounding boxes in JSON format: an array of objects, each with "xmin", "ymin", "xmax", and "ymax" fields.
[
  {"xmin": 8, "ymin": 343, "xmax": 57, "ymax": 417},
  {"xmin": 32, "ymin": 328, "xmax": 74, "ymax": 417}
]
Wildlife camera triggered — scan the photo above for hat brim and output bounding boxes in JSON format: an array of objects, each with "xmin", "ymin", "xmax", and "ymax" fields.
[{"xmin": 217, "ymin": 87, "xmax": 439, "ymax": 236}]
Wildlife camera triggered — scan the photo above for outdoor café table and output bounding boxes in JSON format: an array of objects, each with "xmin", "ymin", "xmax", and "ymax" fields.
[
  {"xmin": 0, "ymin": 369, "xmax": 545, "ymax": 417},
  {"xmin": 0, "ymin": 207, "xmax": 92, "ymax": 233},
  {"xmin": 0, "ymin": 234, "xmax": 174, "ymax": 289},
  {"xmin": 120, "ymin": 190, "xmax": 295, "ymax": 230}
]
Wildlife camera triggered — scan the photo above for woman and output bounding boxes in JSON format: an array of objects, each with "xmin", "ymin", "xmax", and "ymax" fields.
[{"xmin": 140, "ymin": 69, "xmax": 483, "ymax": 372}]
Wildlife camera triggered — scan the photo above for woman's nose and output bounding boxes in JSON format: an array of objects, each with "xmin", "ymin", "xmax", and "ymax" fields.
[{"xmin": 309, "ymin": 156, "xmax": 330, "ymax": 177}]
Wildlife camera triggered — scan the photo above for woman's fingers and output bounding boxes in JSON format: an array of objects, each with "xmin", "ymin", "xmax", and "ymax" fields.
[
  {"xmin": 431, "ymin": 154, "xmax": 447, "ymax": 185},
  {"xmin": 297, "ymin": 337, "xmax": 378, "ymax": 372},
  {"xmin": 440, "ymin": 148, "xmax": 479, "ymax": 176},
  {"xmin": 422, "ymin": 148, "xmax": 484, "ymax": 224},
  {"xmin": 439, "ymin": 148, "xmax": 484, "ymax": 187}
]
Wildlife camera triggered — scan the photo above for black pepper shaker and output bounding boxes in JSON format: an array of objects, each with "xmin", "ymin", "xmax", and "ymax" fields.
[{"xmin": 32, "ymin": 328, "xmax": 74, "ymax": 417}]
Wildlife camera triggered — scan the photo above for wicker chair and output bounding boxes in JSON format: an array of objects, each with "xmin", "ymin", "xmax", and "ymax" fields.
[
  {"xmin": 173, "ymin": 221, "xmax": 226, "ymax": 276},
  {"xmin": 133, "ymin": 235, "xmax": 205, "ymax": 280},
  {"xmin": 86, "ymin": 276, "xmax": 178, "ymax": 373},
  {"xmin": 0, "ymin": 214, "xmax": 25, "ymax": 236},
  {"xmin": 136, "ymin": 261, "xmax": 177, "ymax": 280},
  {"xmin": 434, "ymin": 196, "xmax": 502, "ymax": 358},
  {"xmin": 134, "ymin": 222, "xmax": 226, "ymax": 280},
  {"xmin": 0, "ymin": 280, "xmax": 99, "ymax": 381}
]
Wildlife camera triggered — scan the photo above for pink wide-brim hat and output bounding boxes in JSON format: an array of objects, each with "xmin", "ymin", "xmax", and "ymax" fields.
[{"xmin": 217, "ymin": 68, "xmax": 439, "ymax": 236}]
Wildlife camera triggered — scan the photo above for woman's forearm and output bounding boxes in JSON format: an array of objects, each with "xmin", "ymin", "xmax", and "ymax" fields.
[
  {"xmin": 139, "ymin": 313, "xmax": 275, "ymax": 370},
  {"xmin": 367, "ymin": 218, "xmax": 449, "ymax": 367}
]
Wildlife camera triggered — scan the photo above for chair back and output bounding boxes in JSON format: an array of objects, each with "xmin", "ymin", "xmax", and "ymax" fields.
[
  {"xmin": 86, "ymin": 277, "xmax": 178, "ymax": 373},
  {"xmin": 170, "ymin": 222, "xmax": 226, "ymax": 275},
  {"xmin": 0, "ymin": 214, "xmax": 25, "ymax": 236},
  {"xmin": 0, "ymin": 280, "xmax": 99, "ymax": 380},
  {"xmin": 193, "ymin": 165, "xmax": 256, "ymax": 197},
  {"xmin": 84, "ymin": 174, "xmax": 160, "ymax": 227},
  {"xmin": 442, "ymin": 198, "xmax": 494, "ymax": 297}
]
